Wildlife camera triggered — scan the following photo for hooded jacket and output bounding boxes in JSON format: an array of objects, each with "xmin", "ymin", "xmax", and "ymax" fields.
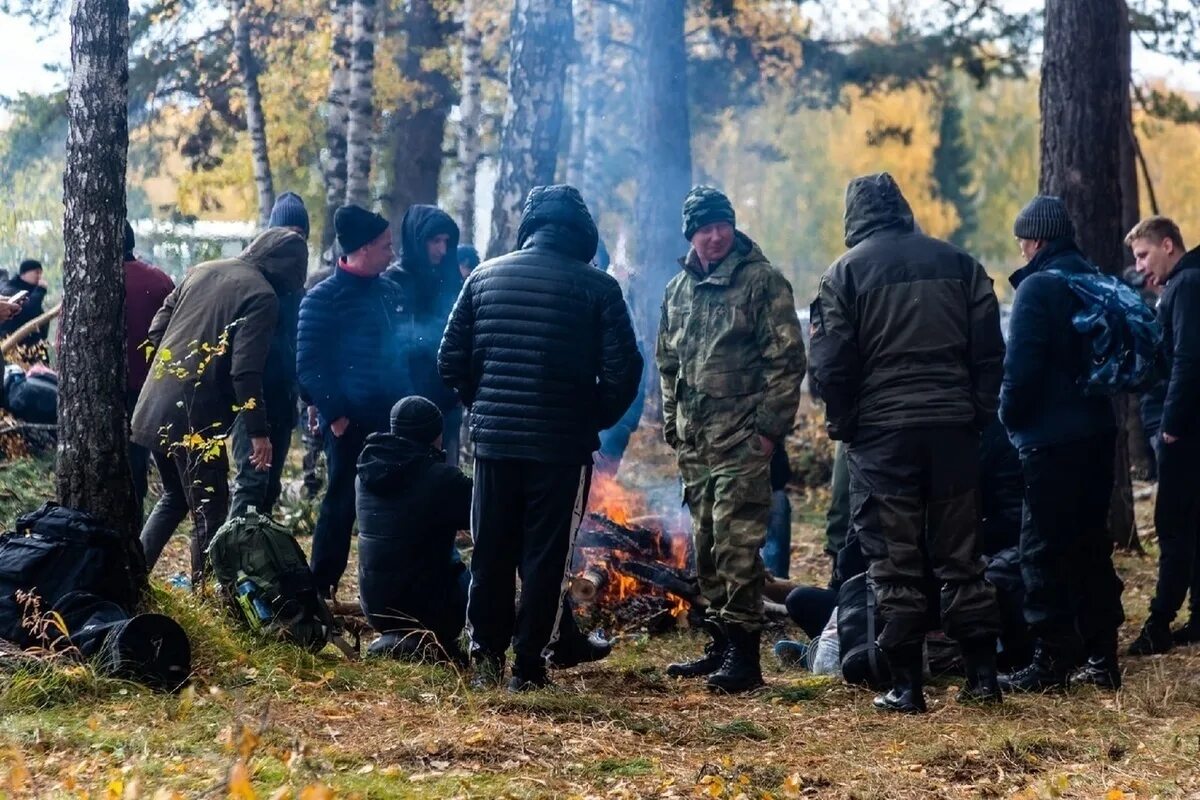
[
  {"xmin": 438, "ymin": 185, "xmax": 643, "ymax": 464},
  {"xmin": 657, "ymin": 232, "xmax": 806, "ymax": 455},
  {"xmin": 808, "ymin": 173, "xmax": 1005, "ymax": 440},
  {"xmin": 131, "ymin": 228, "xmax": 307, "ymax": 450},
  {"xmin": 999, "ymin": 237, "xmax": 1116, "ymax": 450},
  {"xmin": 384, "ymin": 206, "xmax": 462, "ymax": 410},
  {"xmin": 355, "ymin": 432, "xmax": 472, "ymax": 634}
]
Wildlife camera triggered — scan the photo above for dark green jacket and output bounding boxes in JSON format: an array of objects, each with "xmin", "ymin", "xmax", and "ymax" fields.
[
  {"xmin": 657, "ymin": 232, "xmax": 806, "ymax": 455},
  {"xmin": 808, "ymin": 175, "xmax": 1004, "ymax": 440},
  {"xmin": 131, "ymin": 229, "xmax": 308, "ymax": 450}
]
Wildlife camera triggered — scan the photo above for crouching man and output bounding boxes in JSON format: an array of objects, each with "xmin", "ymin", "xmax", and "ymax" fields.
[{"xmin": 657, "ymin": 186, "xmax": 807, "ymax": 693}]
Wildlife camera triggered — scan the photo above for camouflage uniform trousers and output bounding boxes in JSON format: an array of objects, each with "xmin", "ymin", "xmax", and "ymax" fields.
[{"xmin": 678, "ymin": 435, "xmax": 772, "ymax": 632}]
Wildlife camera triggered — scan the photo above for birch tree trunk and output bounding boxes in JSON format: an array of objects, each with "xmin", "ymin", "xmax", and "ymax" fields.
[
  {"xmin": 581, "ymin": 0, "xmax": 610, "ymax": 221},
  {"xmin": 633, "ymin": 0, "xmax": 692, "ymax": 406},
  {"xmin": 455, "ymin": 0, "xmax": 483, "ymax": 245},
  {"xmin": 564, "ymin": 0, "xmax": 590, "ymax": 189},
  {"xmin": 230, "ymin": 0, "xmax": 274, "ymax": 228},
  {"xmin": 384, "ymin": 0, "xmax": 454, "ymax": 230},
  {"xmin": 487, "ymin": 0, "xmax": 574, "ymax": 258},
  {"xmin": 322, "ymin": 0, "xmax": 353, "ymax": 252},
  {"xmin": 345, "ymin": 0, "xmax": 378, "ymax": 208},
  {"xmin": 1040, "ymin": 0, "xmax": 1139, "ymax": 549},
  {"xmin": 58, "ymin": 0, "xmax": 141, "ymax": 555}
]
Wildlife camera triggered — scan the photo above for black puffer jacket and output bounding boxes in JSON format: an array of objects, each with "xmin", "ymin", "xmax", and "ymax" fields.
[
  {"xmin": 437, "ymin": 185, "xmax": 643, "ymax": 464},
  {"xmin": 385, "ymin": 206, "xmax": 462, "ymax": 410},
  {"xmin": 1157, "ymin": 246, "xmax": 1200, "ymax": 440},
  {"xmin": 809, "ymin": 173, "xmax": 1005, "ymax": 440},
  {"xmin": 355, "ymin": 433, "xmax": 471, "ymax": 635}
]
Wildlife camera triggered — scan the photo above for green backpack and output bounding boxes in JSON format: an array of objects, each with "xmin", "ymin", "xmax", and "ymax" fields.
[{"xmin": 207, "ymin": 508, "xmax": 352, "ymax": 656}]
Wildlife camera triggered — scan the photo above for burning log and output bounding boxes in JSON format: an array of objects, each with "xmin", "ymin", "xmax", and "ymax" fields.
[
  {"xmin": 569, "ymin": 565, "xmax": 609, "ymax": 603},
  {"xmin": 609, "ymin": 557, "xmax": 699, "ymax": 605}
]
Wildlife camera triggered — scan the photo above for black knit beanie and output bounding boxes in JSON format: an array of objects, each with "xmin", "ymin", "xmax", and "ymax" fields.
[
  {"xmin": 1014, "ymin": 195, "xmax": 1075, "ymax": 242},
  {"xmin": 682, "ymin": 186, "xmax": 736, "ymax": 240},
  {"xmin": 18, "ymin": 259, "xmax": 41, "ymax": 277},
  {"xmin": 389, "ymin": 396, "xmax": 444, "ymax": 445},
  {"xmin": 335, "ymin": 205, "xmax": 389, "ymax": 255}
]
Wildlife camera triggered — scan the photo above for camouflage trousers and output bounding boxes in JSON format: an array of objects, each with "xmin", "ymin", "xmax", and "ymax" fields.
[{"xmin": 678, "ymin": 436, "xmax": 772, "ymax": 631}]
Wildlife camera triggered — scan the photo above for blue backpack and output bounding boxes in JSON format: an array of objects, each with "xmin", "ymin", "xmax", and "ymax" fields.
[{"xmin": 1047, "ymin": 269, "xmax": 1165, "ymax": 396}]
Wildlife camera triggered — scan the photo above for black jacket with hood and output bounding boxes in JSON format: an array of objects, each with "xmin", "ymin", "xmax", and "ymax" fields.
[
  {"xmin": 355, "ymin": 432, "xmax": 472, "ymax": 634},
  {"xmin": 437, "ymin": 185, "xmax": 644, "ymax": 464},
  {"xmin": 1156, "ymin": 245, "xmax": 1200, "ymax": 441},
  {"xmin": 808, "ymin": 173, "xmax": 1005, "ymax": 441},
  {"xmin": 385, "ymin": 206, "xmax": 462, "ymax": 410},
  {"xmin": 132, "ymin": 229, "xmax": 308, "ymax": 449}
]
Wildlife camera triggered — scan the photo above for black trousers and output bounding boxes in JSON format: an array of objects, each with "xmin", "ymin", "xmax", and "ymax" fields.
[
  {"xmin": 467, "ymin": 458, "xmax": 591, "ymax": 676},
  {"xmin": 1150, "ymin": 438, "xmax": 1200, "ymax": 623},
  {"xmin": 847, "ymin": 425, "xmax": 999, "ymax": 652},
  {"xmin": 310, "ymin": 423, "xmax": 369, "ymax": 596},
  {"xmin": 1019, "ymin": 431, "xmax": 1124, "ymax": 656}
]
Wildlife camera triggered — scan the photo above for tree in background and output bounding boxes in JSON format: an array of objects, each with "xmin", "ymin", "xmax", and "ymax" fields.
[
  {"xmin": 230, "ymin": 0, "xmax": 275, "ymax": 228},
  {"xmin": 486, "ymin": 0, "xmax": 573, "ymax": 257},
  {"xmin": 455, "ymin": 0, "xmax": 483, "ymax": 244},
  {"xmin": 321, "ymin": 0, "xmax": 353, "ymax": 253},
  {"xmin": 1039, "ymin": 0, "xmax": 1138, "ymax": 549},
  {"xmin": 932, "ymin": 91, "xmax": 978, "ymax": 249},
  {"xmin": 57, "ymin": 0, "xmax": 141, "ymax": 552},
  {"xmin": 345, "ymin": 0, "xmax": 379, "ymax": 208}
]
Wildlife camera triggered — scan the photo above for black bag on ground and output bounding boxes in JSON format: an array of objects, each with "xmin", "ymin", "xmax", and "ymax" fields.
[
  {"xmin": 0, "ymin": 503, "xmax": 144, "ymax": 647},
  {"xmin": 836, "ymin": 572, "xmax": 891, "ymax": 690},
  {"xmin": 52, "ymin": 591, "xmax": 191, "ymax": 692}
]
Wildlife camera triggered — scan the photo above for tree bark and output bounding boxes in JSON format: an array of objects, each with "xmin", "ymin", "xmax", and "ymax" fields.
[
  {"xmin": 486, "ymin": 0, "xmax": 574, "ymax": 258},
  {"xmin": 58, "ymin": 0, "xmax": 140, "ymax": 550},
  {"xmin": 1040, "ymin": 0, "xmax": 1139, "ymax": 549},
  {"xmin": 384, "ymin": 0, "xmax": 455, "ymax": 231},
  {"xmin": 632, "ymin": 0, "xmax": 692, "ymax": 406},
  {"xmin": 455, "ymin": 0, "xmax": 483, "ymax": 245},
  {"xmin": 564, "ymin": 0, "xmax": 590, "ymax": 189},
  {"xmin": 345, "ymin": 0, "xmax": 379, "ymax": 208},
  {"xmin": 581, "ymin": 0, "xmax": 611, "ymax": 225},
  {"xmin": 322, "ymin": 0, "xmax": 353, "ymax": 253},
  {"xmin": 230, "ymin": 0, "xmax": 274, "ymax": 229}
]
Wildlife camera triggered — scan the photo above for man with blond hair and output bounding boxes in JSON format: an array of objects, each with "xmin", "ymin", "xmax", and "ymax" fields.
[{"xmin": 1127, "ymin": 216, "xmax": 1200, "ymax": 654}]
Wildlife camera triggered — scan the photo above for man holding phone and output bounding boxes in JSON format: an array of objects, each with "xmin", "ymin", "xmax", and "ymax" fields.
[{"xmin": 0, "ymin": 261, "xmax": 49, "ymax": 359}]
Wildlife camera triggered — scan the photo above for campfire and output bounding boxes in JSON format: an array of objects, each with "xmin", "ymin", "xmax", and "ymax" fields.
[{"xmin": 571, "ymin": 473, "xmax": 698, "ymax": 633}]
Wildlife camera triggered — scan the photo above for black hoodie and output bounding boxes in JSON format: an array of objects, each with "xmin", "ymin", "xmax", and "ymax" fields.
[
  {"xmin": 809, "ymin": 173, "xmax": 1005, "ymax": 439},
  {"xmin": 385, "ymin": 206, "xmax": 462, "ymax": 410},
  {"xmin": 355, "ymin": 432, "xmax": 472, "ymax": 633}
]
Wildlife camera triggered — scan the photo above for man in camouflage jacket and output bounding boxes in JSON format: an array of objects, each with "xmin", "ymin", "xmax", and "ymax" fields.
[{"xmin": 657, "ymin": 186, "xmax": 806, "ymax": 693}]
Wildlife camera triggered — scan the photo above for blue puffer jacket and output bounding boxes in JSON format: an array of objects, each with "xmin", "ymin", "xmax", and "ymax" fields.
[
  {"xmin": 1000, "ymin": 238, "xmax": 1115, "ymax": 451},
  {"xmin": 296, "ymin": 267, "xmax": 414, "ymax": 434}
]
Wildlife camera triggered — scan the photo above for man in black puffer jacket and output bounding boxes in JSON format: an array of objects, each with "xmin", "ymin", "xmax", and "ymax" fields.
[
  {"xmin": 1126, "ymin": 216, "xmax": 1200, "ymax": 654},
  {"xmin": 809, "ymin": 172, "xmax": 1004, "ymax": 713},
  {"xmin": 385, "ymin": 206, "xmax": 465, "ymax": 463},
  {"xmin": 438, "ymin": 185, "xmax": 643, "ymax": 691},
  {"xmin": 999, "ymin": 195, "xmax": 1123, "ymax": 693}
]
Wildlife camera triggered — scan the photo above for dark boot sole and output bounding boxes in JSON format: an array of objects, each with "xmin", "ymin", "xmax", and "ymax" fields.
[
  {"xmin": 872, "ymin": 699, "xmax": 927, "ymax": 714},
  {"xmin": 706, "ymin": 679, "xmax": 765, "ymax": 694}
]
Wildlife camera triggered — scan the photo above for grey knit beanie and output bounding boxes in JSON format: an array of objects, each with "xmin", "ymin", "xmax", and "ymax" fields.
[
  {"xmin": 1014, "ymin": 195, "xmax": 1075, "ymax": 242},
  {"xmin": 682, "ymin": 186, "xmax": 736, "ymax": 240},
  {"xmin": 389, "ymin": 396, "xmax": 444, "ymax": 445}
]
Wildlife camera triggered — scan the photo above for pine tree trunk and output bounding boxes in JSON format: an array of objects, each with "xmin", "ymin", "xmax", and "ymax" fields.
[
  {"xmin": 633, "ymin": 0, "xmax": 692, "ymax": 408},
  {"xmin": 345, "ymin": 0, "xmax": 378, "ymax": 208},
  {"xmin": 58, "ymin": 0, "xmax": 140, "ymax": 551},
  {"xmin": 384, "ymin": 0, "xmax": 454, "ymax": 230},
  {"xmin": 486, "ymin": 0, "xmax": 574, "ymax": 258},
  {"xmin": 230, "ymin": 0, "xmax": 274, "ymax": 228},
  {"xmin": 322, "ymin": 0, "xmax": 353, "ymax": 253},
  {"xmin": 455, "ymin": 0, "xmax": 483, "ymax": 245},
  {"xmin": 1040, "ymin": 0, "xmax": 1139, "ymax": 550}
]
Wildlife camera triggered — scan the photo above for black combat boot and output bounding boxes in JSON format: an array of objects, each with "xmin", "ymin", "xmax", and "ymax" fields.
[
  {"xmin": 706, "ymin": 625, "xmax": 765, "ymax": 694},
  {"xmin": 1128, "ymin": 616, "xmax": 1174, "ymax": 656},
  {"xmin": 957, "ymin": 637, "xmax": 1003, "ymax": 705},
  {"xmin": 873, "ymin": 645, "xmax": 927, "ymax": 714},
  {"xmin": 1173, "ymin": 616, "xmax": 1200, "ymax": 646},
  {"xmin": 997, "ymin": 643, "xmax": 1070, "ymax": 693},
  {"xmin": 469, "ymin": 652, "xmax": 505, "ymax": 690},
  {"xmin": 667, "ymin": 620, "xmax": 728, "ymax": 678}
]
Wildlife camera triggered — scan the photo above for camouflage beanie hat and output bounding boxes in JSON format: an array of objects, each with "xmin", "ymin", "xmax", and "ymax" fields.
[{"xmin": 682, "ymin": 186, "xmax": 736, "ymax": 241}]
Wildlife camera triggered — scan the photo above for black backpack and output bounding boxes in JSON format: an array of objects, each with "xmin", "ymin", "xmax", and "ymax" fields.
[
  {"xmin": 0, "ymin": 503, "xmax": 144, "ymax": 648},
  {"xmin": 836, "ymin": 572, "xmax": 891, "ymax": 690}
]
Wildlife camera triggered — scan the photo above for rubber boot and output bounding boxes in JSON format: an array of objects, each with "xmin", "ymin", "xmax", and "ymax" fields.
[
  {"xmin": 1128, "ymin": 615, "xmax": 1174, "ymax": 656},
  {"xmin": 706, "ymin": 625, "xmax": 765, "ymax": 694},
  {"xmin": 997, "ymin": 643, "xmax": 1070, "ymax": 693},
  {"xmin": 667, "ymin": 619, "xmax": 728, "ymax": 678},
  {"xmin": 956, "ymin": 637, "xmax": 1002, "ymax": 705},
  {"xmin": 873, "ymin": 644, "xmax": 927, "ymax": 714}
]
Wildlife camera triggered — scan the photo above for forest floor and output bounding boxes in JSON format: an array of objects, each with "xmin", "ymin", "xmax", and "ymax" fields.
[{"xmin": 1, "ymin": 447, "xmax": 1199, "ymax": 800}]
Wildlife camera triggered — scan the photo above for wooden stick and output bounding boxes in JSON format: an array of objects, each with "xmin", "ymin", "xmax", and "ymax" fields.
[{"xmin": 1, "ymin": 303, "xmax": 62, "ymax": 355}]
